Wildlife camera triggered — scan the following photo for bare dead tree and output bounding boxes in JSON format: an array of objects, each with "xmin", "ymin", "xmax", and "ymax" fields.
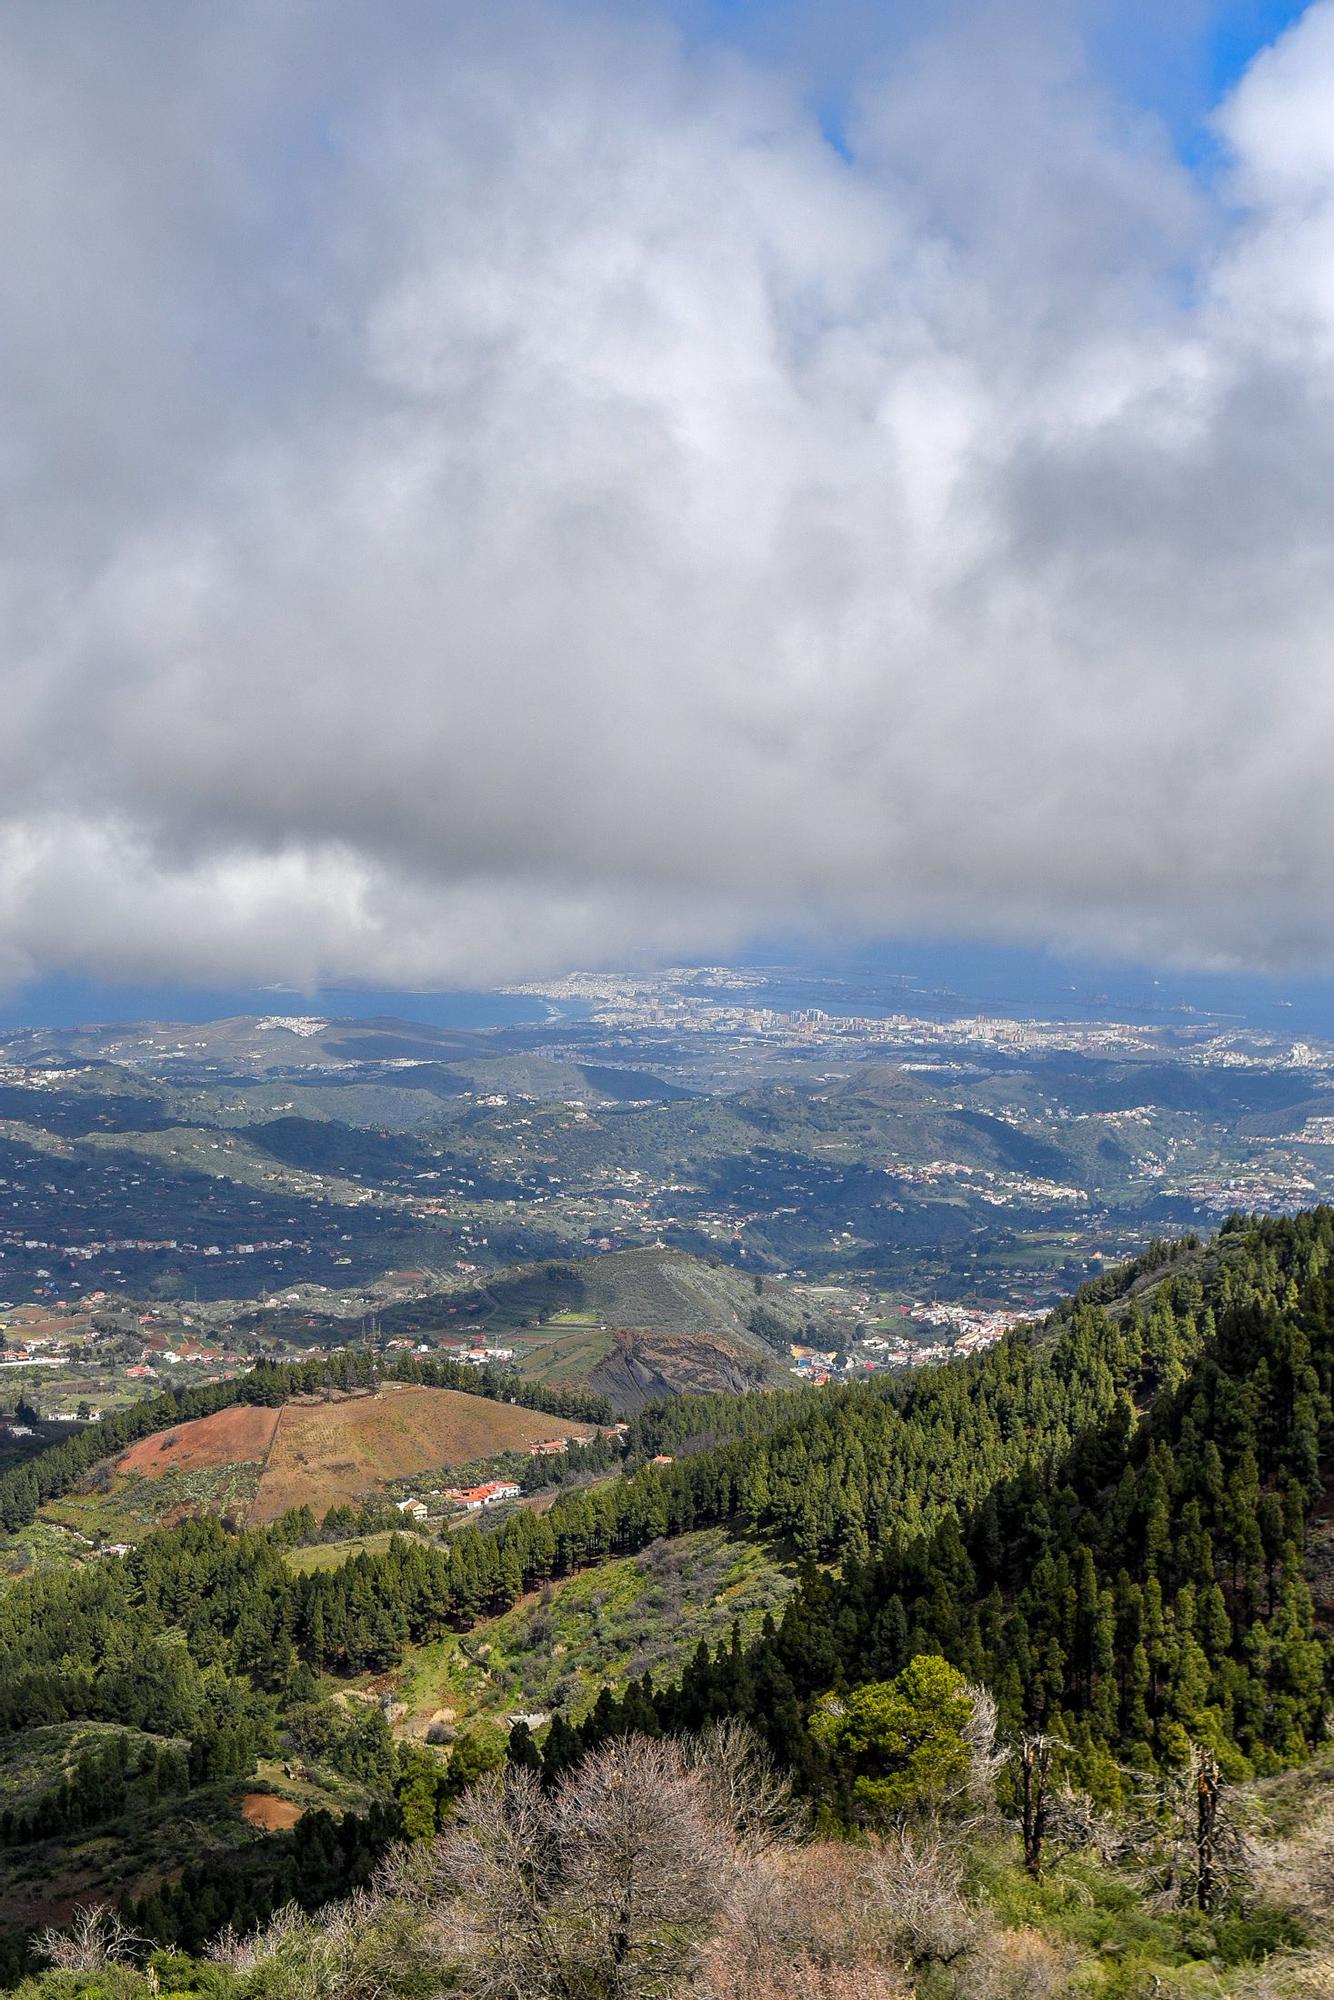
[
  {"xmin": 36, "ymin": 1903, "xmax": 146, "ymax": 1972},
  {"xmin": 423, "ymin": 1734, "xmax": 737, "ymax": 1999},
  {"xmin": 683, "ymin": 1717, "xmax": 805, "ymax": 1855},
  {"xmin": 960, "ymin": 1684, "xmax": 1006, "ymax": 1815},
  {"xmin": 425, "ymin": 1763, "xmax": 559, "ymax": 1998},
  {"xmin": 862, "ymin": 1823, "xmax": 983, "ymax": 1975},
  {"xmin": 1096, "ymin": 1750, "xmax": 1257, "ymax": 1917},
  {"xmin": 1039, "ymin": 1781, "xmax": 1105, "ymax": 1863},
  {"xmin": 552, "ymin": 1736, "xmax": 735, "ymax": 1996},
  {"xmin": 1019, "ymin": 1735, "xmax": 1052, "ymax": 1880},
  {"xmin": 1194, "ymin": 1743, "xmax": 1221, "ymax": 1914}
]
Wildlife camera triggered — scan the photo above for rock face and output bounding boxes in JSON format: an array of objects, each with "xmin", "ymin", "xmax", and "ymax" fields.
[{"xmin": 590, "ymin": 1328, "xmax": 773, "ymax": 1412}]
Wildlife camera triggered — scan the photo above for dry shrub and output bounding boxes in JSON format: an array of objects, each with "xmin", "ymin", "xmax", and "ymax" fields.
[
  {"xmin": 713, "ymin": 1965, "xmax": 909, "ymax": 2000},
  {"xmin": 1232, "ymin": 1950, "xmax": 1334, "ymax": 2000},
  {"xmin": 1247, "ymin": 1795, "xmax": 1334, "ymax": 1933},
  {"xmin": 205, "ymin": 1887, "xmax": 439, "ymax": 2000},
  {"xmin": 36, "ymin": 1903, "xmax": 145, "ymax": 1972},
  {"xmin": 207, "ymin": 1900, "xmax": 308, "ymax": 1974},
  {"xmin": 952, "ymin": 1925, "xmax": 1073, "ymax": 2000},
  {"xmin": 1284, "ymin": 1956, "xmax": 1334, "ymax": 1997},
  {"xmin": 693, "ymin": 1823, "xmax": 1070, "ymax": 2000},
  {"xmin": 689, "ymin": 1842, "xmax": 910, "ymax": 2000}
]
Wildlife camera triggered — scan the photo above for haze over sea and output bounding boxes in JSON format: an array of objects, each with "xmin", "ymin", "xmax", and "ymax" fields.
[{"xmin": 12, "ymin": 940, "xmax": 1334, "ymax": 1038}]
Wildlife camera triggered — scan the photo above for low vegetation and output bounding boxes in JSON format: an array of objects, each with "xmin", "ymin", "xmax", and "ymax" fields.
[
  {"xmin": 375, "ymin": 1526, "xmax": 795, "ymax": 1737},
  {"xmin": 16, "ymin": 1718, "xmax": 1334, "ymax": 1998}
]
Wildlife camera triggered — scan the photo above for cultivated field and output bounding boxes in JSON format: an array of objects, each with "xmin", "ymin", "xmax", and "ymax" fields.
[
  {"xmin": 45, "ymin": 1458, "xmax": 264, "ymax": 1543},
  {"xmin": 118, "ymin": 1403, "xmax": 280, "ymax": 1479},
  {"xmin": 56, "ymin": 1385, "xmax": 588, "ymax": 1534},
  {"xmin": 514, "ymin": 1321, "xmax": 618, "ymax": 1386},
  {"xmin": 249, "ymin": 1386, "xmax": 589, "ymax": 1523}
]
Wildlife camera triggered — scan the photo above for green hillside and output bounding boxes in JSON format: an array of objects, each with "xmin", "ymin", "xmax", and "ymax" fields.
[
  {"xmin": 1, "ymin": 1208, "xmax": 1332, "ymax": 1996},
  {"xmin": 304, "ymin": 1246, "xmax": 807, "ymax": 1407},
  {"xmin": 514, "ymin": 1247, "xmax": 801, "ymax": 1403}
]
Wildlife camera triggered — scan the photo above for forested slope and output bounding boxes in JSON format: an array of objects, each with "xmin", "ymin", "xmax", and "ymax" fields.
[
  {"xmin": 0, "ymin": 1209, "xmax": 1330, "ymax": 1986},
  {"xmin": 577, "ymin": 1208, "xmax": 1332, "ymax": 1792}
]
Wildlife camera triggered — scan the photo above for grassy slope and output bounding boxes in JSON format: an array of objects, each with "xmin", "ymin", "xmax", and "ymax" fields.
[
  {"xmin": 0, "ymin": 1725, "xmax": 182, "ymax": 1814},
  {"xmin": 286, "ymin": 1528, "xmax": 428, "ymax": 1573},
  {"xmin": 355, "ymin": 1525, "xmax": 794, "ymax": 1740}
]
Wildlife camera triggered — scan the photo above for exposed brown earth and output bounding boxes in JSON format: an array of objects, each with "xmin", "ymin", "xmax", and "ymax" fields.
[
  {"xmin": 239, "ymin": 1792, "xmax": 304, "ymax": 1830},
  {"xmin": 589, "ymin": 1328, "xmax": 774, "ymax": 1411},
  {"xmin": 117, "ymin": 1403, "xmax": 279, "ymax": 1479},
  {"xmin": 250, "ymin": 1385, "xmax": 590, "ymax": 1523}
]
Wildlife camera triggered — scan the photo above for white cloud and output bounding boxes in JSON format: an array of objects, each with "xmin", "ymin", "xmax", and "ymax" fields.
[{"xmin": 3, "ymin": 0, "xmax": 1334, "ymax": 989}]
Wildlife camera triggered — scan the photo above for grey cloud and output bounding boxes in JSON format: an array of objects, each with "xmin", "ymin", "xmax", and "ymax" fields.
[{"xmin": 3, "ymin": 0, "xmax": 1334, "ymax": 990}]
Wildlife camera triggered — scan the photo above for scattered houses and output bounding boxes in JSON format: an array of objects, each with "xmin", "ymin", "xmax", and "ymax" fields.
[{"xmin": 443, "ymin": 1479, "xmax": 522, "ymax": 1511}]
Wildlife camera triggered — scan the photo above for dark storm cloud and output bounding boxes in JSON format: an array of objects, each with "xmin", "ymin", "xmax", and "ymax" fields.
[{"xmin": 3, "ymin": 0, "xmax": 1334, "ymax": 987}]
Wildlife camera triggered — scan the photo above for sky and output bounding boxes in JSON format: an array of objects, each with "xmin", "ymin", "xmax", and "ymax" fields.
[{"xmin": 3, "ymin": 0, "xmax": 1334, "ymax": 1007}]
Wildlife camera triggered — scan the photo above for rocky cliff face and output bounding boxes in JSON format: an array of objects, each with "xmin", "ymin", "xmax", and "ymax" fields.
[{"xmin": 590, "ymin": 1328, "xmax": 774, "ymax": 1411}]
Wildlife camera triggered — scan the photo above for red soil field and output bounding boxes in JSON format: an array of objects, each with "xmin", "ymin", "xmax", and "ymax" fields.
[
  {"xmin": 105, "ymin": 1385, "xmax": 590, "ymax": 1525},
  {"xmin": 117, "ymin": 1403, "xmax": 279, "ymax": 1480},
  {"xmin": 250, "ymin": 1384, "xmax": 590, "ymax": 1523},
  {"xmin": 239, "ymin": 1793, "xmax": 303, "ymax": 1830}
]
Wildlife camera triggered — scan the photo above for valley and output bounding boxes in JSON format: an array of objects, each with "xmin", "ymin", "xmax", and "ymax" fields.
[
  {"xmin": 4, "ymin": 987, "xmax": 1334, "ymax": 1450},
  {"xmin": 0, "ymin": 1009, "xmax": 1332, "ymax": 1999}
]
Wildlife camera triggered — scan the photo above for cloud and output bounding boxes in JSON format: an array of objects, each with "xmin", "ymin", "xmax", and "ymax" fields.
[{"xmin": 3, "ymin": 0, "xmax": 1334, "ymax": 989}]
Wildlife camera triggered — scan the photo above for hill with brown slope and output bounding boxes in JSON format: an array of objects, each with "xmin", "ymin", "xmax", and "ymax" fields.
[
  {"xmin": 587, "ymin": 1328, "xmax": 777, "ymax": 1411},
  {"xmin": 251, "ymin": 1386, "xmax": 592, "ymax": 1522},
  {"xmin": 118, "ymin": 1404, "xmax": 280, "ymax": 1480},
  {"xmin": 88, "ymin": 1385, "xmax": 593, "ymax": 1531},
  {"xmin": 475, "ymin": 1247, "xmax": 798, "ymax": 1409}
]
